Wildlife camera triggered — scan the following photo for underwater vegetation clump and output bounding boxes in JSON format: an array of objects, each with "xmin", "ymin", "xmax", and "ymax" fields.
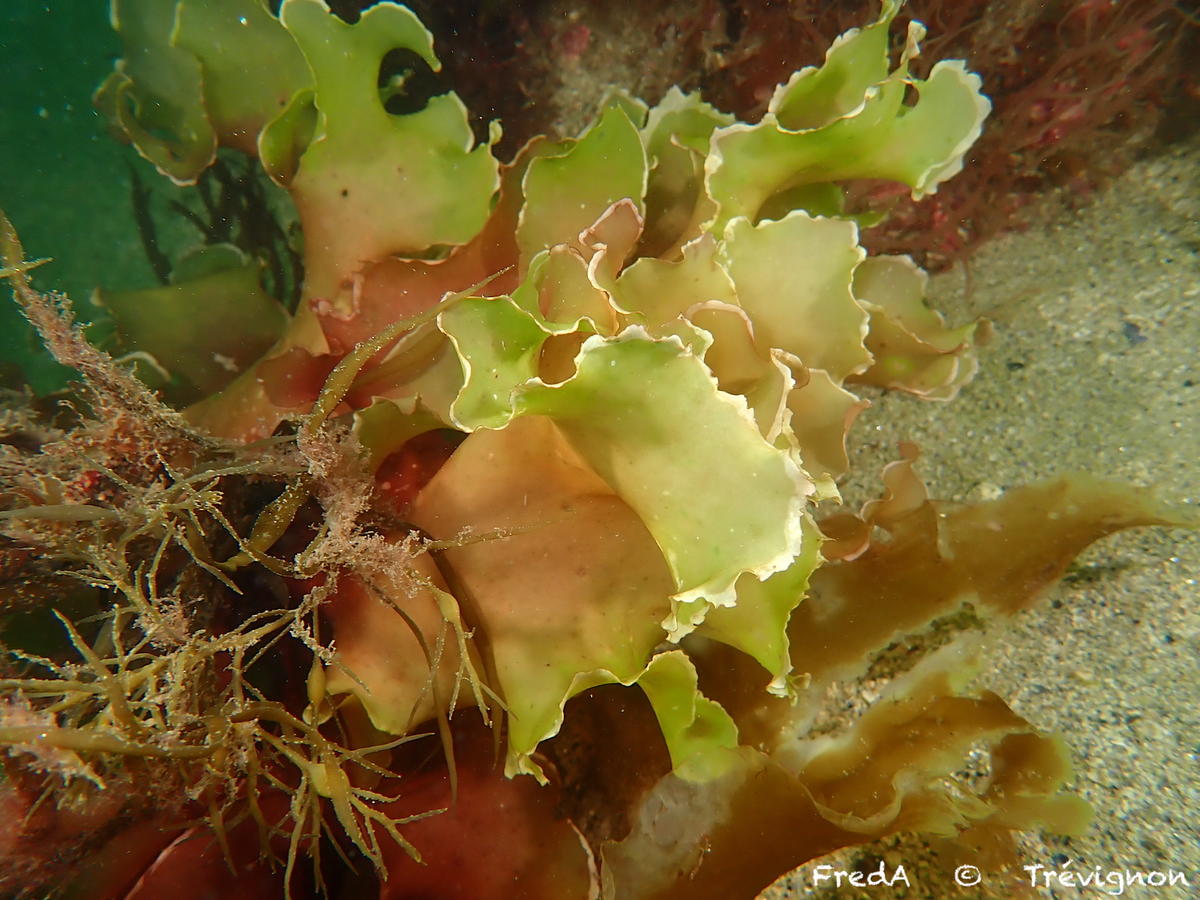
[
  {"xmin": 0, "ymin": 1, "xmax": 1195, "ymax": 898},
  {"xmin": 384, "ymin": 0, "xmax": 1196, "ymax": 271},
  {"xmin": 692, "ymin": 0, "xmax": 1195, "ymax": 269}
]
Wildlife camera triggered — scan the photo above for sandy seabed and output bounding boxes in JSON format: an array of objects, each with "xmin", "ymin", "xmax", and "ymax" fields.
[{"xmin": 764, "ymin": 136, "xmax": 1200, "ymax": 899}]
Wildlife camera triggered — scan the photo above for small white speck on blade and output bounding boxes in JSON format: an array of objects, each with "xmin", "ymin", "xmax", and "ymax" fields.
[{"xmin": 212, "ymin": 353, "xmax": 238, "ymax": 373}]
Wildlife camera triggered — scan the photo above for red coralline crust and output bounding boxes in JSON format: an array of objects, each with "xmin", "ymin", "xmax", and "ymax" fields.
[
  {"xmin": 373, "ymin": 429, "xmax": 465, "ymax": 518},
  {"xmin": 862, "ymin": 0, "xmax": 1193, "ymax": 268}
]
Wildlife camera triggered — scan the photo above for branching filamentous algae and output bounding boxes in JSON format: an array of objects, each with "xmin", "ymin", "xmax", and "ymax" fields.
[{"xmin": 0, "ymin": 2, "xmax": 1193, "ymax": 898}]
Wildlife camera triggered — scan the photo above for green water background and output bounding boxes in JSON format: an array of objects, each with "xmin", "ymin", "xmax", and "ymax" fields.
[{"xmin": 0, "ymin": 3, "xmax": 164, "ymax": 393}]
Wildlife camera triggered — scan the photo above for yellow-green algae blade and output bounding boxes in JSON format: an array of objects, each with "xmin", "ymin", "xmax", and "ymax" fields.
[
  {"xmin": 279, "ymin": 0, "xmax": 500, "ymax": 296},
  {"xmin": 721, "ymin": 211, "xmax": 870, "ymax": 381},
  {"xmin": 704, "ymin": 2, "xmax": 989, "ymax": 233},
  {"xmin": 438, "ymin": 296, "xmax": 549, "ymax": 431},
  {"xmin": 96, "ymin": 0, "xmax": 215, "ymax": 184},
  {"xmin": 515, "ymin": 327, "xmax": 814, "ymax": 640},
  {"xmin": 516, "ymin": 103, "xmax": 648, "ymax": 268}
]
